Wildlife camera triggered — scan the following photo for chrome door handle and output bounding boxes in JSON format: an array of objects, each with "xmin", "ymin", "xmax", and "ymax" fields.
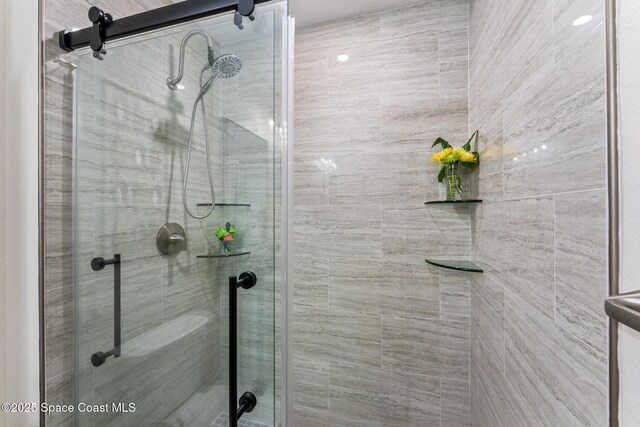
[{"xmin": 605, "ymin": 290, "xmax": 640, "ymax": 333}]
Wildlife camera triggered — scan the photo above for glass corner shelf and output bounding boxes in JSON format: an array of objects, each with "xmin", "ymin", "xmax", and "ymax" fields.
[
  {"xmin": 425, "ymin": 259, "xmax": 483, "ymax": 273},
  {"xmin": 197, "ymin": 251, "xmax": 251, "ymax": 259},
  {"xmin": 424, "ymin": 199, "xmax": 483, "ymax": 205},
  {"xmin": 196, "ymin": 203, "xmax": 251, "ymax": 207}
]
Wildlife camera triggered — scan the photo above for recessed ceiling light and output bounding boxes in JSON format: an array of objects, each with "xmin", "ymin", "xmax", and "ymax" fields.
[
  {"xmin": 337, "ymin": 54, "xmax": 349, "ymax": 62},
  {"xmin": 573, "ymin": 15, "xmax": 593, "ymax": 26},
  {"xmin": 71, "ymin": 28, "xmax": 80, "ymax": 32},
  {"xmin": 177, "ymin": 84, "xmax": 185, "ymax": 90}
]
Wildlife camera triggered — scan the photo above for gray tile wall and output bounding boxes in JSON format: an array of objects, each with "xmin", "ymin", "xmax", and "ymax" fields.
[
  {"xmin": 468, "ymin": 0, "xmax": 608, "ymax": 425},
  {"xmin": 293, "ymin": 2, "xmax": 472, "ymax": 425}
]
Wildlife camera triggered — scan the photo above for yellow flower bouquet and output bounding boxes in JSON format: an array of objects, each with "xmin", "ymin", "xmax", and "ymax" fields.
[{"xmin": 432, "ymin": 131, "xmax": 479, "ymax": 200}]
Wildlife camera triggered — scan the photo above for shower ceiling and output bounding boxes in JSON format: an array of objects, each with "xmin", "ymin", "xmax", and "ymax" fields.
[{"xmin": 290, "ymin": 0, "xmax": 427, "ymax": 27}]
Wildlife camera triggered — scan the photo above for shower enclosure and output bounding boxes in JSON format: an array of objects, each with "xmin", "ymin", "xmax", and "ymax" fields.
[{"xmin": 62, "ymin": 1, "xmax": 289, "ymax": 425}]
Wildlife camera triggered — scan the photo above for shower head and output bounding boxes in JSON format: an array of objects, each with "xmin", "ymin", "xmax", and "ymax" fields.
[
  {"xmin": 211, "ymin": 55, "xmax": 242, "ymax": 79},
  {"xmin": 196, "ymin": 55, "xmax": 242, "ymax": 99}
]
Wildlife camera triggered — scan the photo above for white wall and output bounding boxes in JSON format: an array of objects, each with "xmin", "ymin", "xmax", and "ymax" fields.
[
  {"xmin": 1, "ymin": 0, "xmax": 40, "ymax": 425},
  {"xmin": 618, "ymin": 0, "xmax": 640, "ymax": 424}
]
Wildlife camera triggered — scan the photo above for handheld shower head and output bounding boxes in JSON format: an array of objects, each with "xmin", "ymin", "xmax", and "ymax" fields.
[{"xmin": 211, "ymin": 55, "xmax": 242, "ymax": 79}]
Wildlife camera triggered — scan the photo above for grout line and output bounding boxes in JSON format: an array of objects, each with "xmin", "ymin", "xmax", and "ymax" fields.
[
  {"xmin": 551, "ymin": 0, "xmax": 556, "ymax": 65},
  {"xmin": 553, "ymin": 194, "xmax": 557, "ymax": 324},
  {"xmin": 482, "ymin": 187, "xmax": 608, "ymax": 204}
]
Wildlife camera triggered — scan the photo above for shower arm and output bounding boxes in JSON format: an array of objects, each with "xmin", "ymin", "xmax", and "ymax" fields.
[{"xmin": 167, "ymin": 30, "xmax": 215, "ymax": 90}]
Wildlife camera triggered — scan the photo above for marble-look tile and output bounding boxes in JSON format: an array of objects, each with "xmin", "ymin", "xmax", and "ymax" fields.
[
  {"xmin": 92, "ymin": 202, "xmax": 167, "ymax": 267},
  {"xmin": 292, "ymin": 252, "xmax": 329, "ymax": 308},
  {"xmin": 439, "ymin": 26, "xmax": 469, "ymax": 93},
  {"xmin": 329, "ymin": 152, "xmax": 430, "ymax": 206},
  {"xmin": 45, "ymin": 370, "xmax": 74, "ymax": 427},
  {"xmin": 44, "ymin": 202, "xmax": 75, "ymax": 291},
  {"xmin": 381, "ymin": 91, "xmax": 468, "ymax": 155},
  {"xmin": 379, "ymin": 7, "xmax": 439, "ymax": 96},
  {"xmin": 294, "ymin": 38, "xmax": 328, "ymax": 109},
  {"xmin": 381, "ymin": 0, "xmax": 469, "ymax": 38},
  {"xmin": 76, "ymin": 266, "xmax": 163, "ymax": 363},
  {"xmin": 554, "ymin": 189, "xmax": 607, "ymax": 354},
  {"xmin": 502, "ymin": 49, "xmax": 605, "ymax": 199},
  {"xmin": 293, "ymin": 306, "xmax": 381, "ymax": 368},
  {"xmin": 382, "ymin": 205, "xmax": 471, "ymax": 262},
  {"xmin": 553, "ymin": 0, "xmax": 605, "ymax": 65},
  {"xmin": 94, "ymin": 387, "xmax": 163, "ymax": 427},
  {"xmin": 329, "ymin": 258, "xmax": 440, "ymax": 319},
  {"xmin": 469, "ymin": 0, "xmax": 505, "ymax": 125},
  {"xmin": 504, "ymin": 291, "xmax": 607, "ymax": 426},
  {"xmin": 293, "ymin": 405, "xmax": 384, "ymax": 427},
  {"xmin": 440, "ymin": 270, "xmax": 470, "ymax": 321},
  {"xmin": 293, "ymin": 362, "xmax": 330, "ymax": 411},
  {"xmin": 45, "ymin": 286, "xmax": 74, "ymax": 380},
  {"xmin": 441, "ymin": 378, "xmax": 470, "ymax": 427},
  {"xmin": 500, "ymin": 0, "xmax": 554, "ymax": 101},
  {"xmin": 293, "ymin": 154, "xmax": 330, "ymax": 206},
  {"xmin": 294, "ymin": 204, "xmax": 382, "ymax": 261},
  {"xmin": 329, "ymin": 362, "xmax": 441, "ymax": 427},
  {"xmin": 475, "ymin": 198, "xmax": 555, "ymax": 318},
  {"xmin": 382, "ymin": 315, "xmax": 469, "ymax": 380},
  {"xmin": 162, "ymin": 259, "xmax": 211, "ymax": 323},
  {"xmin": 470, "ymin": 328, "xmax": 536, "ymax": 427},
  {"xmin": 470, "ymin": 273, "xmax": 505, "ymax": 370},
  {"xmin": 295, "ymin": 96, "xmax": 381, "ymax": 156}
]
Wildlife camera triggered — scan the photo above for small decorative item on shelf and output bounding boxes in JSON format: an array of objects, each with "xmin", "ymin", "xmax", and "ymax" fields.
[
  {"xmin": 216, "ymin": 222, "xmax": 237, "ymax": 255},
  {"xmin": 432, "ymin": 131, "xmax": 480, "ymax": 201}
]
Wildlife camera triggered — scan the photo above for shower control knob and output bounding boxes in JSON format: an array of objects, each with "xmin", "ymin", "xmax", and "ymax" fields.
[{"xmin": 157, "ymin": 223, "xmax": 187, "ymax": 256}]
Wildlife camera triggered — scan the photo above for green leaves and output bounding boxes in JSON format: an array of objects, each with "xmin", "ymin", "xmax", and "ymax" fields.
[
  {"xmin": 462, "ymin": 130, "xmax": 479, "ymax": 151},
  {"xmin": 438, "ymin": 166, "xmax": 446, "ymax": 183},
  {"xmin": 432, "ymin": 137, "xmax": 451, "ymax": 149},
  {"xmin": 216, "ymin": 225, "xmax": 237, "ymax": 241}
]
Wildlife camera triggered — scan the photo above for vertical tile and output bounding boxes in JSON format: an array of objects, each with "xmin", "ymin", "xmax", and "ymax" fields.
[
  {"xmin": 46, "ymin": 370, "xmax": 74, "ymax": 427},
  {"xmin": 470, "ymin": 273, "xmax": 505, "ymax": 369},
  {"xmin": 476, "ymin": 197, "xmax": 555, "ymax": 318},
  {"xmin": 500, "ymin": 0, "xmax": 554, "ymax": 101},
  {"xmin": 439, "ymin": 25, "xmax": 470, "ymax": 94},
  {"xmin": 553, "ymin": 0, "xmax": 605, "ymax": 65},
  {"xmin": 441, "ymin": 378, "xmax": 470, "ymax": 427},
  {"xmin": 470, "ymin": 327, "xmax": 536, "ymax": 427},
  {"xmin": 293, "ymin": 361, "xmax": 330, "ymax": 411},
  {"xmin": 504, "ymin": 291, "xmax": 607, "ymax": 426},
  {"xmin": 555, "ymin": 189, "xmax": 607, "ymax": 354},
  {"xmin": 45, "ymin": 285, "xmax": 74, "ymax": 380},
  {"xmin": 440, "ymin": 270, "xmax": 471, "ymax": 321}
]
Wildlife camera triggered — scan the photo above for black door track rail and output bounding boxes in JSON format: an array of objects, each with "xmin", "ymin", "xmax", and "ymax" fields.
[{"xmin": 57, "ymin": 0, "xmax": 271, "ymax": 59}]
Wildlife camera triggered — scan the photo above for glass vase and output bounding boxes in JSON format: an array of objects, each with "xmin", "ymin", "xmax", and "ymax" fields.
[
  {"xmin": 221, "ymin": 240, "xmax": 233, "ymax": 254},
  {"xmin": 446, "ymin": 163, "xmax": 462, "ymax": 201}
]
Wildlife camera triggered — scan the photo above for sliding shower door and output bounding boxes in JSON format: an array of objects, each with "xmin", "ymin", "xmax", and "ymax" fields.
[{"xmin": 73, "ymin": 3, "xmax": 287, "ymax": 426}]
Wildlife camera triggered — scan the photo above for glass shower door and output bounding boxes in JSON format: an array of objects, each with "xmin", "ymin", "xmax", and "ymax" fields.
[{"xmin": 73, "ymin": 3, "xmax": 286, "ymax": 426}]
